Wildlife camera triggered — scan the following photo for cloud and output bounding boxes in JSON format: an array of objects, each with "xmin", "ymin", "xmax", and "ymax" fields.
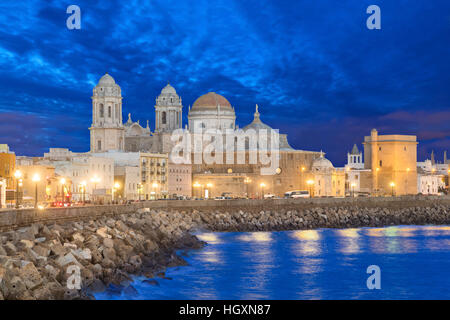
[{"xmin": 0, "ymin": 0, "xmax": 448, "ymax": 164}]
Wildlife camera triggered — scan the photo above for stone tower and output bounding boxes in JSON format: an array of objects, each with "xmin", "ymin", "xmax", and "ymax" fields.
[
  {"xmin": 154, "ymin": 83, "xmax": 183, "ymax": 133},
  {"xmin": 89, "ymin": 73, "xmax": 125, "ymax": 153}
]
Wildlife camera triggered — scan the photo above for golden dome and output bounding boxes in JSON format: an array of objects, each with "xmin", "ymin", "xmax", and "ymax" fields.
[{"xmin": 191, "ymin": 92, "xmax": 233, "ymax": 111}]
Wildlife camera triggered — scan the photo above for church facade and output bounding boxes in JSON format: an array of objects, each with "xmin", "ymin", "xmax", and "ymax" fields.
[{"xmin": 89, "ymin": 73, "xmax": 338, "ymax": 198}]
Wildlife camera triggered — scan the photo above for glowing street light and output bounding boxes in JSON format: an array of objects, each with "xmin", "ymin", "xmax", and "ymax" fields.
[
  {"xmin": 112, "ymin": 182, "xmax": 121, "ymax": 203},
  {"xmin": 350, "ymin": 182, "xmax": 356, "ymax": 198},
  {"xmin": 193, "ymin": 182, "xmax": 203, "ymax": 198},
  {"xmin": 32, "ymin": 173, "xmax": 40, "ymax": 208},
  {"xmin": 60, "ymin": 177, "xmax": 66, "ymax": 204},
  {"xmin": 390, "ymin": 182, "xmax": 396, "ymax": 197},
  {"xmin": 260, "ymin": 182, "xmax": 266, "ymax": 199},
  {"xmin": 80, "ymin": 181, "xmax": 87, "ymax": 204},
  {"xmin": 14, "ymin": 170, "xmax": 22, "ymax": 209},
  {"xmin": 306, "ymin": 179, "xmax": 314, "ymax": 198}
]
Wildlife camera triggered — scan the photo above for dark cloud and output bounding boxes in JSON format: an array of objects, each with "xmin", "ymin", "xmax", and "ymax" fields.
[{"xmin": 0, "ymin": 0, "xmax": 449, "ymax": 165}]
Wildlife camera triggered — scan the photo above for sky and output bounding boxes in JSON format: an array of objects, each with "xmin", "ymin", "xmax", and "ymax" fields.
[{"xmin": 0, "ymin": 0, "xmax": 449, "ymax": 166}]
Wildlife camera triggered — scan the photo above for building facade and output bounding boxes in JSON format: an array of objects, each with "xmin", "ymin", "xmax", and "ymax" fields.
[{"xmin": 363, "ymin": 129, "xmax": 418, "ymax": 195}]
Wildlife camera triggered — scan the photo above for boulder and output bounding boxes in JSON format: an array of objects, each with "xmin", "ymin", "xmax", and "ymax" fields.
[
  {"xmin": 55, "ymin": 252, "xmax": 80, "ymax": 268},
  {"xmin": 33, "ymin": 245, "xmax": 50, "ymax": 258},
  {"xmin": 20, "ymin": 239, "xmax": 34, "ymax": 249},
  {"xmin": 45, "ymin": 265, "xmax": 60, "ymax": 279},
  {"xmin": 72, "ymin": 233, "xmax": 85, "ymax": 243},
  {"xmin": 3, "ymin": 242, "xmax": 17, "ymax": 256},
  {"xmin": 17, "ymin": 227, "xmax": 35, "ymax": 241},
  {"xmin": 96, "ymin": 227, "xmax": 112, "ymax": 239},
  {"xmin": 103, "ymin": 238, "xmax": 114, "ymax": 249},
  {"xmin": 102, "ymin": 247, "xmax": 117, "ymax": 261},
  {"xmin": 19, "ymin": 262, "xmax": 43, "ymax": 290},
  {"xmin": 71, "ymin": 248, "xmax": 92, "ymax": 261}
]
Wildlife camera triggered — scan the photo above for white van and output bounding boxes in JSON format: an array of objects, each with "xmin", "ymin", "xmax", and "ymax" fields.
[{"xmin": 285, "ymin": 190, "xmax": 310, "ymax": 198}]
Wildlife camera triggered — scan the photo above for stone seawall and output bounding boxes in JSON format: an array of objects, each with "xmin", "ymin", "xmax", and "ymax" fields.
[
  {"xmin": 0, "ymin": 196, "xmax": 449, "ymax": 300},
  {"xmin": 1, "ymin": 195, "xmax": 449, "ymax": 231}
]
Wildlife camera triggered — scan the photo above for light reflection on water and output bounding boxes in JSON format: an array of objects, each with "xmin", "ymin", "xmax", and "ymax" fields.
[{"xmin": 95, "ymin": 225, "xmax": 450, "ymax": 300}]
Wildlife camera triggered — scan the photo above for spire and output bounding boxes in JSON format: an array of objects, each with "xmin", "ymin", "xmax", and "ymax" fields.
[
  {"xmin": 431, "ymin": 150, "xmax": 435, "ymax": 165},
  {"xmin": 351, "ymin": 144, "xmax": 359, "ymax": 155},
  {"xmin": 320, "ymin": 150, "xmax": 324, "ymax": 158},
  {"xmin": 146, "ymin": 120, "xmax": 150, "ymax": 129},
  {"xmin": 127, "ymin": 113, "xmax": 132, "ymax": 124},
  {"xmin": 444, "ymin": 150, "xmax": 447, "ymax": 164},
  {"xmin": 253, "ymin": 104, "xmax": 261, "ymax": 122}
]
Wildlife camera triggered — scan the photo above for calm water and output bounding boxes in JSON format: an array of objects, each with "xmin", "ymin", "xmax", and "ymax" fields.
[{"xmin": 95, "ymin": 225, "xmax": 450, "ymax": 300}]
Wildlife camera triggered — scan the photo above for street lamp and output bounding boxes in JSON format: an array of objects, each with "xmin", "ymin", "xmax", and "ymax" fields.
[
  {"xmin": 14, "ymin": 170, "xmax": 22, "ymax": 209},
  {"xmin": 32, "ymin": 173, "xmax": 40, "ymax": 208},
  {"xmin": 112, "ymin": 182, "xmax": 120, "ymax": 203},
  {"xmin": 137, "ymin": 183, "xmax": 143, "ymax": 201},
  {"xmin": 60, "ymin": 178, "xmax": 66, "ymax": 204},
  {"xmin": 80, "ymin": 181, "xmax": 87, "ymax": 204},
  {"xmin": 193, "ymin": 182, "xmax": 202, "ymax": 198},
  {"xmin": 390, "ymin": 182, "xmax": 396, "ymax": 197},
  {"xmin": 260, "ymin": 182, "xmax": 266, "ymax": 199},
  {"xmin": 350, "ymin": 182, "xmax": 356, "ymax": 198},
  {"xmin": 244, "ymin": 177, "xmax": 251, "ymax": 198},
  {"xmin": 306, "ymin": 179, "xmax": 314, "ymax": 198},
  {"xmin": 152, "ymin": 182, "xmax": 159, "ymax": 200},
  {"xmin": 206, "ymin": 182, "xmax": 213, "ymax": 199}
]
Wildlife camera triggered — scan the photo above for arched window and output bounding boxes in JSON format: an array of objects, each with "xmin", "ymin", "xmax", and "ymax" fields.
[
  {"xmin": 97, "ymin": 140, "xmax": 102, "ymax": 151},
  {"xmin": 108, "ymin": 106, "xmax": 112, "ymax": 117},
  {"xmin": 100, "ymin": 104, "xmax": 104, "ymax": 117},
  {"xmin": 162, "ymin": 112, "xmax": 167, "ymax": 124}
]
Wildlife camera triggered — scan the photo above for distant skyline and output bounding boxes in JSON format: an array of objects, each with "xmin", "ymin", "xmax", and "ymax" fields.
[{"xmin": 0, "ymin": 0, "xmax": 449, "ymax": 166}]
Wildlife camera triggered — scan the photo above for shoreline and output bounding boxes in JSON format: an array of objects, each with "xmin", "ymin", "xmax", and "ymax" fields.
[{"xmin": 1, "ymin": 199, "xmax": 450, "ymax": 300}]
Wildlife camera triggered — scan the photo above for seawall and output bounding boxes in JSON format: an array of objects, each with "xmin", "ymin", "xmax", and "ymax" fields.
[{"xmin": 1, "ymin": 196, "xmax": 450, "ymax": 231}]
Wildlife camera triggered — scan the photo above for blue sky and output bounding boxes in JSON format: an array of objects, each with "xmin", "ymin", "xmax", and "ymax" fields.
[{"xmin": 0, "ymin": 0, "xmax": 449, "ymax": 165}]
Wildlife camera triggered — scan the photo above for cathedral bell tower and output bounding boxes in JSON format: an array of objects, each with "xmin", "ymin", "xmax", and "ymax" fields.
[
  {"xmin": 154, "ymin": 83, "xmax": 183, "ymax": 133},
  {"xmin": 89, "ymin": 73, "xmax": 125, "ymax": 152}
]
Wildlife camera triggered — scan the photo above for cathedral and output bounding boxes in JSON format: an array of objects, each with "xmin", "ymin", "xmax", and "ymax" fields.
[{"xmin": 89, "ymin": 73, "xmax": 340, "ymax": 198}]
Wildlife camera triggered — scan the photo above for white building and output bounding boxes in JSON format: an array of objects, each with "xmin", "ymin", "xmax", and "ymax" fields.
[
  {"xmin": 417, "ymin": 173, "xmax": 445, "ymax": 195},
  {"xmin": 343, "ymin": 144, "xmax": 371, "ymax": 195},
  {"xmin": 38, "ymin": 151, "xmax": 114, "ymax": 202},
  {"xmin": 312, "ymin": 153, "xmax": 346, "ymax": 197}
]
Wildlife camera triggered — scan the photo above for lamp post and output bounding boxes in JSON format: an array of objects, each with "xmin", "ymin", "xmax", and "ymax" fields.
[
  {"xmin": 152, "ymin": 182, "xmax": 159, "ymax": 200},
  {"xmin": 260, "ymin": 182, "xmax": 266, "ymax": 199},
  {"xmin": 14, "ymin": 170, "xmax": 22, "ymax": 209},
  {"xmin": 32, "ymin": 173, "xmax": 40, "ymax": 208},
  {"xmin": 138, "ymin": 183, "xmax": 143, "ymax": 201},
  {"xmin": 244, "ymin": 177, "xmax": 251, "ymax": 198},
  {"xmin": 60, "ymin": 178, "xmax": 66, "ymax": 204},
  {"xmin": 80, "ymin": 181, "xmax": 86, "ymax": 204},
  {"xmin": 206, "ymin": 182, "xmax": 213, "ymax": 199},
  {"xmin": 112, "ymin": 182, "xmax": 120, "ymax": 203},
  {"xmin": 350, "ymin": 182, "xmax": 356, "ymax": 198},
  {"xmin": 193, "ymin": 182, "xmax": 201, "ymax": 198},
  {"xmin": 306, "ymin": 179, "xmax": 314, "ymax": 198},
  {"xmin": 390, "ymin": 182, "xmax": 396, "ymax": 197}
]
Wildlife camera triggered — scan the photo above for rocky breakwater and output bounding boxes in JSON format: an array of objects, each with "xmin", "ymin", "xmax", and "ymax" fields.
[
  {"xmin": 0, "ymin": 209, "xmax": 204, "ymax": 300},
  {"xmin": 197, "ymin": 203, "xmax": 450, "ymax": 231}
]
